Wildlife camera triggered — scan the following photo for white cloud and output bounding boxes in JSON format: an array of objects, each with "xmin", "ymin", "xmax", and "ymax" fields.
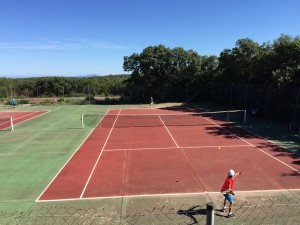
[{"xmin": 0, "ymin": 40, "xmax": 132, "ymax": 51}]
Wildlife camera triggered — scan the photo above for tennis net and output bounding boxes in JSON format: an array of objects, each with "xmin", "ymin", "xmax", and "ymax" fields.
[
  {"xmin": 82, "ymin": 110, "xmax": 246, "ymax": 128},
  {"xmin": 81, "ymin": 114, "xmax": 101, "ymax": 128}
]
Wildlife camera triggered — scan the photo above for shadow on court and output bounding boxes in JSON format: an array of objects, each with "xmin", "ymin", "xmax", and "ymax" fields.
[{"xmin": 177, "ymin": 205, "xmax": 206, "ymax": 224}]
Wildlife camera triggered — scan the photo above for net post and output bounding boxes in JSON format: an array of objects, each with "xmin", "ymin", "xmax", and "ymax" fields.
[
  {"xmin": 10, "ymin": 116, "xmax": 14, "ymax": 131},
  {"xmin": 99, "ymin": 114, "xmax": 101, "ymax": 128},
  {"xmin": 81, "ymin": 114, "xmax": 84, "ymax": 129},
  {"xmin": 243, "ymin": 110, "xmax": 247, "ymax": 123},
  {"xmin": 206, "ymin": 202, "xmax": 215, "ymax": 225}
]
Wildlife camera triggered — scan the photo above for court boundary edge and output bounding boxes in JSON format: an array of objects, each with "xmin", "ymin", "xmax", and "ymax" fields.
[
  {"xmin": 36, "ymin": 188, "xmax": 300, "ymax": 203},
  {"xmin": 1, "ymin": 110, "xmax": 50, "ymax": 128}
]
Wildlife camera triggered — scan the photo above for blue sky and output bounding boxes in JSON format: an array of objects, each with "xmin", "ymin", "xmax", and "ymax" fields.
[{"xmin": 0, "ymin": 0, "xmax": 299, "ymax": 77}]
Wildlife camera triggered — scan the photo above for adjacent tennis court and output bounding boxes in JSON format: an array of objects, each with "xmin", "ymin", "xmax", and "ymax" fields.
[
  {"xmin": 0, "ymin": 110, "xmax": 48, "ymax": 130},
  {"xmin": 37, "ymin": 107, "xmax": 300, "ymax": 202}
]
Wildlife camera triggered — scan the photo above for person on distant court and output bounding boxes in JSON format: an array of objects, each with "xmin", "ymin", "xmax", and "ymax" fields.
[
  {"xmin": 251, "ymin": 108, "xmax": 259, "ymax": 117},
  {"xmin": 150, "ymin": 97, "xmax": 154, "ymax": 107},
  {"xmin": 11, "ymin": 99, "xmax": 17, "ymax": 108},
  {"xmin": 220, "ymin": 169, "xmax": 243, "ymax": 218}
]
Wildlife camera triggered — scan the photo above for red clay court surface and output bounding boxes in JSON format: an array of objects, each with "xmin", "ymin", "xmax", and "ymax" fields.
[
  {"xmin": 38, "ymin": 108, "xmax": 300, "ymax": 202},
  {"xmin": 0, "ymin": 110, "xmax": 48, "ymax": 130}
]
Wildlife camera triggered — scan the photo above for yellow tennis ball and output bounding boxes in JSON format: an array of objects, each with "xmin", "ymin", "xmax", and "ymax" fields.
[{"xmin": 218, "ymin": 147, "xmax": 221, "ymax": 150}]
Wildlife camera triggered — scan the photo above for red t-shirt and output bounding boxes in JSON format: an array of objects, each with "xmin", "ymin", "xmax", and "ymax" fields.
[{"xmin": 221, "ymin": 176, "xmax": 234, "ymax": 191}]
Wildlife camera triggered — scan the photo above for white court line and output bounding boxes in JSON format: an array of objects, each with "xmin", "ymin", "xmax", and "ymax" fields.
[
  {"xmin": 203, "ymin": 116, "xmax": 300, "ymax": 174},
  {"xmin": 0, "ymin": 111, "xmax": 48, "ymax": 128},
  {"xmin": 13, "ymin": 110, "xmax": 50, "ymax": 127},
  {"xmin": 236, "ymin": 123, "xmax": 300, "ymax": 155},
  {"xmin": 0, "ymin": 199, "xmax": 36, "ymax": 203},
  {"xmin": 159, "ymin": 116, "xmax": 179, "ymax": 148},
  {"xmin": 36, "ymin": 188, "xmax": 300, "ymax": 203},
  {"xmin": 0, "ymin": 152, "xmax": 67, "ymax": 157},
  {"xmin": 0, "ymin": 110, "xmax": 48, "ymax": 118},
  {"xmin": 159, "ymin": 115, "xmax": 209, "ymax": 191},
  {"xmin": 0, "ymin": 110, "xmax": 47, "ymax": 113},
  {"xmin": 79, "ymin": 109, "xmax": 121, "ymax": 199},
  {"xmin": 35, "ymin": 110, "xmax": 109, "ymax": 202},
  {"xmin": 103, "ymin": 144, "xmax": 252, "ymax": 152}
]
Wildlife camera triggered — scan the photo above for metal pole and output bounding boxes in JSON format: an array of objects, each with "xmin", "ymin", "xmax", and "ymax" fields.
[
  {"xmin": 292, "ymin": 87, "xmax": 300, "ymax": 125},
  {"xmin": 10, "ymin": 85, "xmax": 12, "ymax": 103},
  {"xmin": 206, "ymin": 202, "xmax": 214, "ymax": 225},
  {"xmin": 10, "ymin": 116, "xmax": 14, "ymax": 131},
  {"xmin": 99, "ymin": 114, "xmax": 101, "ymax": 128},
  {"xmin": 63, "ymin": 85, "xmax": 65, "ymax": 104},
  {"xmin": 265, "ymin": 86, "xmax": 270, "ymax": 115},
  {"xmin": 88, "ymin": 85, "xmax": 90, "ymax": 103},
  {"xmin": 81, "ymin": 114, "xmax": 84, "ymax": 129},
  {"xmin": 230, "ymin": 83, "xmax": 233, "ymax": 107},
  {"xmin": 244, "ymin": 84, "xmax": 248, "ymax": 110}
]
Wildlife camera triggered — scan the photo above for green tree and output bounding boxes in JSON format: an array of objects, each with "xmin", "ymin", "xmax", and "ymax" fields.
[
  {"xmin": 271, "ymin": 34, "xmax": 300, "ymax": 87},
  {"xmin": 123, "ymin": 45, "xmax": 203, "ymax": 102},
  {"xmin": 217, "ymin": 38, "xmax": 261, "ymax": 83}
]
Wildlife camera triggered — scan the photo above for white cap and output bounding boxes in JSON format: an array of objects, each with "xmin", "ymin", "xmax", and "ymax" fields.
[{"xmin": 228, "ymin": 169, "xmax": 235, "ymax": 177}]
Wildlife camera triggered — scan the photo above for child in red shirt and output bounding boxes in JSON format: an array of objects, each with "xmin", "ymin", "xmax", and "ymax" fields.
[{"xmin": 221, "ymin": 169, "xmax": 243, "ymax": 217}]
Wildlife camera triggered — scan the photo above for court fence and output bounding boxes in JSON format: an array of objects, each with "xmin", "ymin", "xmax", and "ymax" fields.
[
  {"xmin": 205, "ymin": 83, "xmax": 300, "ymax": 126},
  {"xmin": 1, "ymin": 195, "xmax": 299, "ymax": 225}
]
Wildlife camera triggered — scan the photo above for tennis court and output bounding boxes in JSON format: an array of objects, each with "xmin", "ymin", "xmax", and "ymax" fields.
[
  {"xmin": 0, "ymin": 110, "xmax": 48, "ymax": 130},
  {"xmin": 37, "ymin": 108, "xmax": 300, "ymax": 202}
]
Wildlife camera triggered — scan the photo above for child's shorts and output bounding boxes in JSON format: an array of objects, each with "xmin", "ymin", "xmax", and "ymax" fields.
[{"xmin": 223, "ymin": 193, "xmax": 234, "ymax": 203}]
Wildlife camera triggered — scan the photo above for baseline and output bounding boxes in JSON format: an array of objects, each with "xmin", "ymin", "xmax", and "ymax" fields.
[{"xmin": 36, "ymin": 188, "xmax": 300, "ymax": 203}]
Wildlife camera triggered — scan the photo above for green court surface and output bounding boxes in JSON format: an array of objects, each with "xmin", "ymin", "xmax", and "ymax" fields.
[
  {"xmin": 0, "ymin": 103, "xmax": 299, "ymax": 224},
  {"xmin": 0, "ymin": 105, "xmax": 133, "ymax": 204}
]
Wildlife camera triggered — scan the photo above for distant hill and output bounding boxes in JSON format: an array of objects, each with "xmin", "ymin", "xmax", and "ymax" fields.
[
  {"xmin": 77, "ymin": 74, "xmax": 99, "ymax": 78},
  {"xmin": 1, "ymin": 74, "xmax": 130, "ymax": 79}
]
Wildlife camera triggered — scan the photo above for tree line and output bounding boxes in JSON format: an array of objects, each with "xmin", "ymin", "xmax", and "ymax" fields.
[
  {"xmin": 0, "ymin": 75, "xmax": 129, "ymax": 99},
  {"xmin": 124, "ymin": 34, "xmax": 300, "ymax": 102}
]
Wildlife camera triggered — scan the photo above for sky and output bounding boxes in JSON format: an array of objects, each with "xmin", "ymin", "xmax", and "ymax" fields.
[{"xmin": 0, "ymin": 0, "xmax": 299, "ymax": 77}]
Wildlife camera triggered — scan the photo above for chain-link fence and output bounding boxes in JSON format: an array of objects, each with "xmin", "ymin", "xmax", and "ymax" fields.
[
  {"xmin": 0, "ymin": 206, "xmax": 109, "ymax": 225},
  {"xmin": 213, "ymin": 193, "xmax": 300, "ymax": 225},
  {"xmin": 0, "ymin": 204, "xmax": 206, "ymax": 225},
  {"xmin": 206, "ymin": 83, "xmax": 300, "ymax": 126},
  {"xmin": 1, "ymin": 194, "xmax": 300, "ymax": 225}
]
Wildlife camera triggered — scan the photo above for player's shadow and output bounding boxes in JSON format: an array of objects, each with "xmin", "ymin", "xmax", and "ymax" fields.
[
  {"xmin": 214, "ymin": 208, "xmax": 230, "ymax": 218},
  {"xmin": 177, "ymin": 205, "xmax": 206, "ymax": 224}
]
